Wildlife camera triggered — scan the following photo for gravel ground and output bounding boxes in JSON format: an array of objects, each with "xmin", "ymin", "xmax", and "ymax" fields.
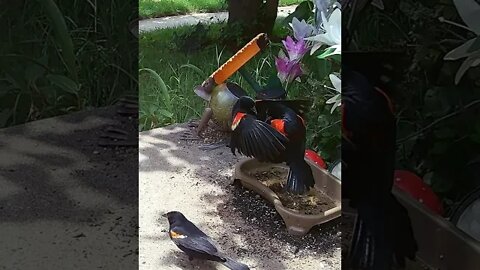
[{"xmin": 139, "ymin": 123, "xmax": 341, "ymax": 270}]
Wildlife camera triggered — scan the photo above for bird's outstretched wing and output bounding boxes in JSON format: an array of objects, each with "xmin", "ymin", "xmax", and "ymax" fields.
[{"xmin": 230, "ymin": 113, "xmax": 288, "ymax": 162}]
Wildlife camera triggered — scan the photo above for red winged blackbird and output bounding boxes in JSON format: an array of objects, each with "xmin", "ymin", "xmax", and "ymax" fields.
[
  {"xmin": 163, "ymin": 211, "xmax": 250, "ymax": 270},
  {"xmin": 229, "ymin": 95, "xmax": 314, "ymax": 194},
  {"xmin": 342, "ymin": 67, "xmax": 417, "ymax": 269}
]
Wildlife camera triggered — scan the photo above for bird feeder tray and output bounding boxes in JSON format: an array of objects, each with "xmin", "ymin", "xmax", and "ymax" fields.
[
  {"xmin": 393, "ymin": 188, "xmax": 480, "ymax": 270},
  {"xmin": 233, "ymin": 158, "xmax": 341, "ymax": 236}
]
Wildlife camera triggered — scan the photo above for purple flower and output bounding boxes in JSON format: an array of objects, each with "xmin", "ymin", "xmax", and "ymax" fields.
[
  {"xmin": 275, "ymin": 54, "xmax": 303, "ymax": 83},
  {"xmin": 290, "ymin": 17, "xmax": 316, "ymax": 41},
  {"xmin": 282, "ymin": 36, "xmax": 309, "ymax": 61}
]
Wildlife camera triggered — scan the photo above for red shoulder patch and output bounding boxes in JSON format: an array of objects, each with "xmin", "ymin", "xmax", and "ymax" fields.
[
  {"xmin": 231, "ymin": 112, "xmax": 246, "ymax": 131},
  {"xmin": 270, "ymin": 119, "xmax": 286, "ymax": 136}
]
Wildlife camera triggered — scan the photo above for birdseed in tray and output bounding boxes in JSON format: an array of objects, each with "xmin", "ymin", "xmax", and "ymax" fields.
[{"xmin": 249, "ymin": 167, "xmax": 336, "ymax": 215}]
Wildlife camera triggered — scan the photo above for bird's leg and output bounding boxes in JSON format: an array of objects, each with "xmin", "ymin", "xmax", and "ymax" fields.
[
  {"xmin": 196, "ymin": 107, "xmax": 213, "ymax": 135},
  {"xmin": 180, "ymin": 108, "xmax": 213, "ymax": 141}
]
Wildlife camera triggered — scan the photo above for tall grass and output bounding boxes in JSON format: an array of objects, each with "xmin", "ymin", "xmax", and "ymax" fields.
[
  {"xmin": 139, "ymin": 23, "xmax": 281, "ymax": 130},
  {"xmin": 0, "ymin": 1, "xmax": 138, "ymax": 128}
]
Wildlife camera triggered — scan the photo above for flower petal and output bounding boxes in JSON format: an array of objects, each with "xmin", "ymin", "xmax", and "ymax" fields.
[
  {"xmin": 444, "ymin": 38, "xmax": 477, "ymax": 60},
  {"xmin": 326, "ymin": 94, "xmax": 340, "ymax": 104},
  {"xmin": 329, "ymin": 74, "xmax": 341, "ymax": 92}
]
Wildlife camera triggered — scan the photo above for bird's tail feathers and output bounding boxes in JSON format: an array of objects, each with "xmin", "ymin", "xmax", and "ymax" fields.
[
  {"xmin": 222, "ymin": 256, "xmax": 250, "ymax": 270},
  {"xmin": 285, "ymin": 158, "xmax": 315, "ymax": 194},
  {"xmin": 349, "ymin": 197, "xmax": 418, "ymax": 269}
]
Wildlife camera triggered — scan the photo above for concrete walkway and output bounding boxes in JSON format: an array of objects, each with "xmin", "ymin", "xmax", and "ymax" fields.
[
  {"xmin": 0, "ymin": 107, "xmax": 137, "ymax": 270},
  {"xmin": 139, "ymin": 5, "xmax": 297, "ymax": 33}
]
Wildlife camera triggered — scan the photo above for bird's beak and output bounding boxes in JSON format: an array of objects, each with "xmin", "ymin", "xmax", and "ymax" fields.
[{"xmin": 161, "ymin": 213, "xmax": 168, "ymax": 218}]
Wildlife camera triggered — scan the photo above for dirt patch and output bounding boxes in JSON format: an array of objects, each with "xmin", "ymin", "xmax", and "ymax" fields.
[
  {"xmin": 222, "ymin": 182, "xmax": 341, "ymax": 259},
  {"xmin": 199, "ymin": 120, "xmax": 229, "ymax": 144},
  {"xmin": 248, "ymin": 167, "xmax": 337, "ymax": 215}
]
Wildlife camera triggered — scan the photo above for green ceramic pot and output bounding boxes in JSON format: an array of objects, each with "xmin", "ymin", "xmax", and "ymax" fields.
[{"xmin": 209, "ymin": 82, "xmax": 247, "ymax": 131}]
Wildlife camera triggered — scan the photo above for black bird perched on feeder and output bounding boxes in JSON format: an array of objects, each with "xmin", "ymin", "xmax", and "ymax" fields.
[
  {"xmin": 163, "ymin": 211, "xmax": 250, "ymax": 270},
  {"xmin": 229, "ymin": 95, "xmax": 314, "ymax": 194},
  {"xmin": 342, "ymin": 52, "xmax": 418, "ymax": 269}
]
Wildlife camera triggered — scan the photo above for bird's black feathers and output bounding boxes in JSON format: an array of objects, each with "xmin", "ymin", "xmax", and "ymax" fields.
[
  {"xmin": 230, "ymin": 115, "xmax": 288, "ymax": 162},
  {"xmin": 165, "ymin": 211, "xmax": 250, "ymax": 270},
  {"xmin": 255, "ymin": 99, "xmax": 312, "ymax": 121},
  {"xmin": 342, "ymin": 67, "xmax": 418, "ymax": 269},
  {"xmin": 229, "ymin": 95, "xmax": 315, "ymax": 194},
  {"xmin": 230, "ymin": 96, "xmax": 289, "ymax": 163}
]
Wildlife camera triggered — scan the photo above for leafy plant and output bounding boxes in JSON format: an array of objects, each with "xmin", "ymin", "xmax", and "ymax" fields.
[
  {"xmin": 348, "ymin": 0, "xmax": 480, "ymax": 211},
  {"xmin": 442, "ymin": 0, "xmax": 480, "ymax": 84},
  {"xmin": 0, "ymin": 1, "xmax": 137, "ymax": 128}
]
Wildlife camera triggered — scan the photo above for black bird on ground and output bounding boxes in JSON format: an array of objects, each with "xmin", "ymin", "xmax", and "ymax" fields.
[
  {"xmin": 229, "ymin": 95, "xmax": 314, "ymax": 194},
  {"xmin": 342, "ymin": 66, "xmax": 418, "ymax": 269},
  {"xmin": 163, "ymin": 211, "xmax": 250, "ymax": 270}
]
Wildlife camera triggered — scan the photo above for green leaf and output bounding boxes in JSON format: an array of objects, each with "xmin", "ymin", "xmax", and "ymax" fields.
[
  {"xmin": 25, "ymin": 55, "xmax": 48, "ymax": 85},
  {"xmin": 317, "ymin": 47, "xmax": 336, "ymax": 59},
  {"xmin": 281, "ymin": 1, "xmax": 314, "ymax": 26},
  {"xmin": 37, "ymin": 0, "xmax": 77, "ymax": 81},
  {"xmin": 46, "ymin": 74, "xmax": 79, "ymax": 94},
  {"xmin": 263, "ymin": 73, "xmax": 284, "ymax": 91},
  {"xmin": 158, "ymin": 109, "xmax": 174, "ymax": 118},
  {"xmin": 139, "ymin": 68, "xmax": 172, "ymax": 111},
  {"xmin": 12, "ymin": 91, "xmax": 32, "ymax": 125},
  {"xmin": 317, "ymin": 60, "xmax": 332, "ymax": 78}
]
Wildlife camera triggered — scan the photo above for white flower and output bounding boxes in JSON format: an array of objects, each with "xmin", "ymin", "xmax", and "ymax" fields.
[
  {"xmin": 305, "ymin": 8, "xmax": 341, "ymax": 55},
  {"xmin": 325, "ymin": 74, "xmax": 341, "ymax": 113},
  {"xmin": 441, "ymin": 0, "xmax": 480, "ymax": 84}
]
